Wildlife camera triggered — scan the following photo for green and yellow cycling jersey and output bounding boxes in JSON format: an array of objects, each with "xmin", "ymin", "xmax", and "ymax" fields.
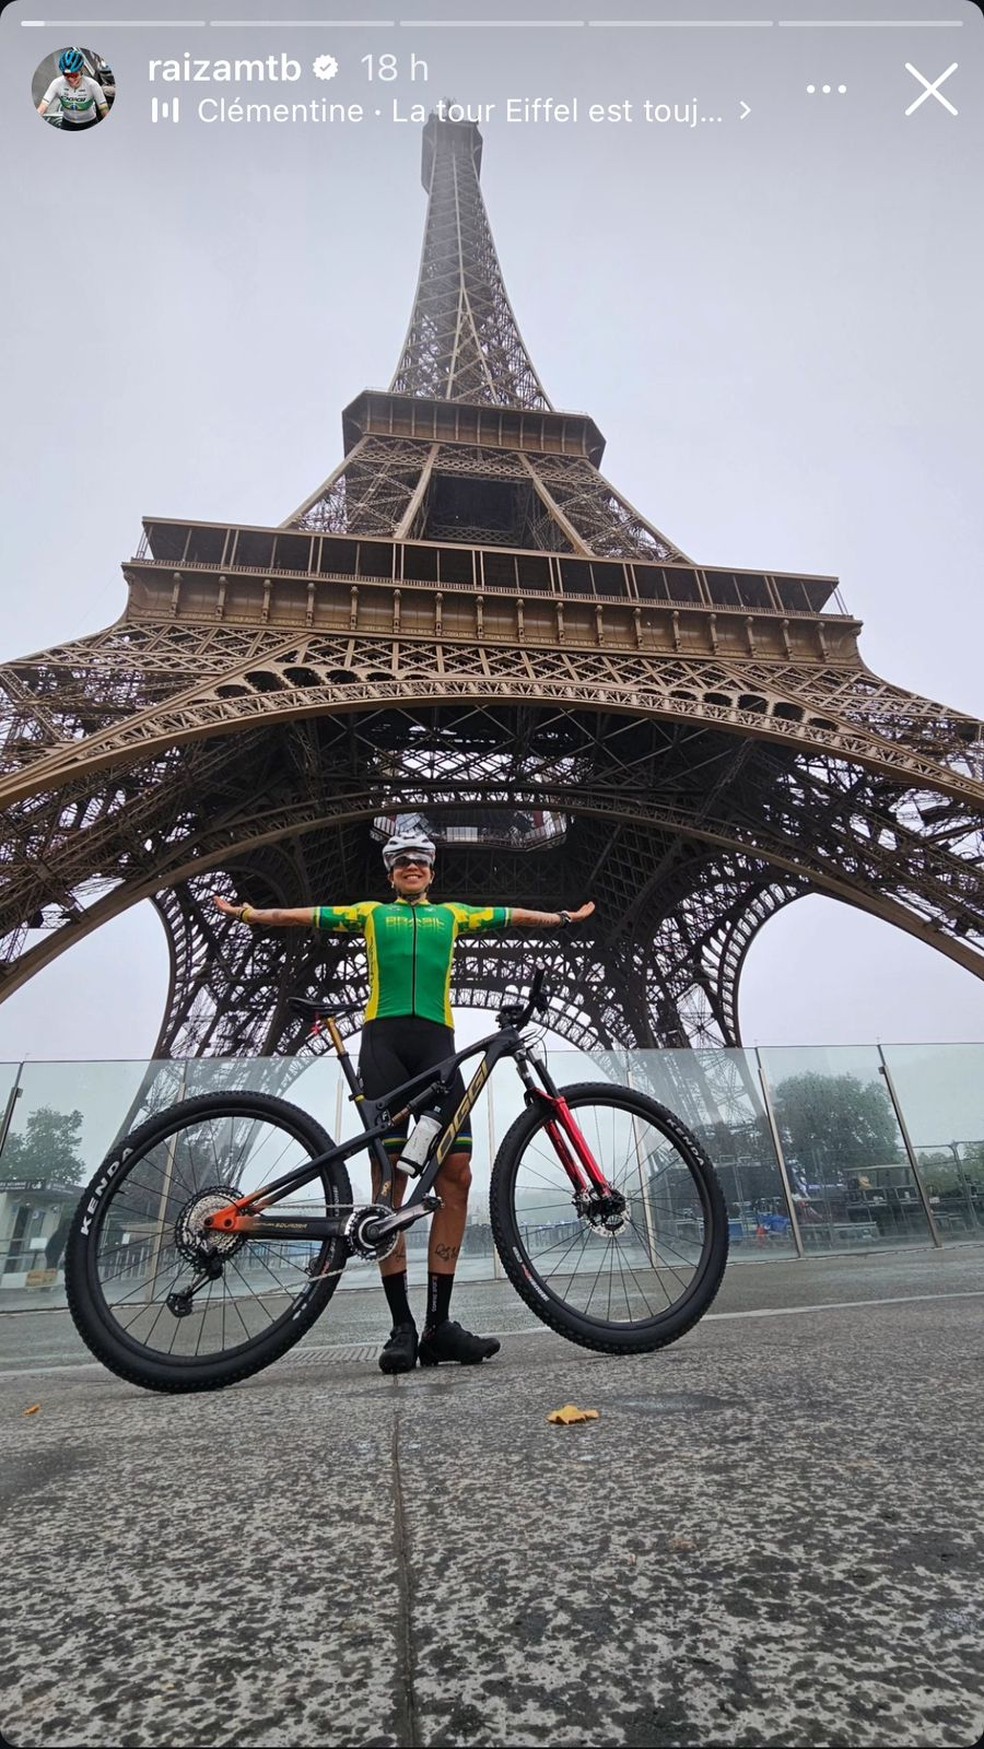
[{"xmin": 313, "ymin": 897, "xmax": 512, "ymax": 1027}]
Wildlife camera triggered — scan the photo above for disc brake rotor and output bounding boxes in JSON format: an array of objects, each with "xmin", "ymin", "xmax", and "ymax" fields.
[{"xmin": 576, "ymin": 1188, "xmax": 631, "ymax": 1237}]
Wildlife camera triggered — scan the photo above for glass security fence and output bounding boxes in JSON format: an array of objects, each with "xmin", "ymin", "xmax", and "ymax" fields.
[
  {"xmin": 756, "ymin": 1045, "xmax": 936, "ymax": 1251},
  {"xmin": 0, "ymin": 1057, "xmax": 346, "ymax": 1305},
  {"xmin": 0, "ymin": 1042, "xmax": 980, "ymax": 1307},
  {"xmin": 879, "ymin": 1045, "xmax": 984, "ymax": 1240},
  {"xmin": 617, "ymin": 1047, "xmax": 800, "ymax": 1259}
]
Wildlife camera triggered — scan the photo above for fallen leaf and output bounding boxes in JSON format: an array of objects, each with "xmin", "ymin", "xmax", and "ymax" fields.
[
  {"xmin": 547, "ymin": 1403, "xmax": 601, "ymax": 1425},
  {"xmin": 22, "ymin": 1404, "xmax": 41, "ymax": 1417}
]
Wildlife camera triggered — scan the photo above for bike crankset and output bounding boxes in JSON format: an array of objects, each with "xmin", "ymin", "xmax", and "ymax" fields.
[{"xmin": 344, "ymin": 1197, "xmax": 443, "ymax": 1261}]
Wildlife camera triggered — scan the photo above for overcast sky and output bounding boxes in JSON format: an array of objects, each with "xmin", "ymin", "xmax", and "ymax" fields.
[{"xmin": 1, "ymin": 0, "xmax": 983, "ymax": 1064}]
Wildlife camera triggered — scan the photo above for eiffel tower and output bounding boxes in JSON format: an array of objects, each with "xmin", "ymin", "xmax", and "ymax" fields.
[{"xmin": 1, "ymin": 114, "xmax": 982, "ymax": 1084}]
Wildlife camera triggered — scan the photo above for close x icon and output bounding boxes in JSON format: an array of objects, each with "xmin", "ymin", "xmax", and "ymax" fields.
[{"xmin": 904, "ymin": 61, "xmax": 959, "ymax": 116}]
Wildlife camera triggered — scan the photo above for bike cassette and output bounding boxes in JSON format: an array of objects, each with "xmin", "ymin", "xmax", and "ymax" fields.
[
  {"xmin": 344, "ymin": 1204, "xmax": 401, "ymax": 1262},
  {"xmin": 175, "ymin": 1184, "xmax": 247, "ymax": 1266}
]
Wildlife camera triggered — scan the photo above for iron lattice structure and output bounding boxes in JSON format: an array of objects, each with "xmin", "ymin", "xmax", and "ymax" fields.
[{"xmin": 1, "ymin": 114, "xmax": 982, "ymax": 1101}]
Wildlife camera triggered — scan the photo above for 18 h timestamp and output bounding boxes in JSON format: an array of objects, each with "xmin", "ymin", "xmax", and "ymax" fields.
[{"xmin": 361, "ymin": 53, "xmax": 429, "ymax": 82}]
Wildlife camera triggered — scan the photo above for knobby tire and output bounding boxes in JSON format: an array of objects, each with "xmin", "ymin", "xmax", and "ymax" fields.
[
  {"xmin": 489, "ymin": 1082, "xmax": 728, "ymax": 1355},
  {"xmin": 65, "ymin": 1091, "xmax": 352, "ymax": 1394}
]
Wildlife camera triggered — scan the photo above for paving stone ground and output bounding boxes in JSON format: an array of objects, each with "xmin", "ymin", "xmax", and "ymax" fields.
[{"xmin": 1, "ymin": 1245, "xmax": 983, "ymax": 1748}]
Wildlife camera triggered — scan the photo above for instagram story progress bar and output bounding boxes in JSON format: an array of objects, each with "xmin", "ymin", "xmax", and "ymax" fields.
[{"xmin": 15, "ymin": 17, "xmax": 968, "ymax": 26}]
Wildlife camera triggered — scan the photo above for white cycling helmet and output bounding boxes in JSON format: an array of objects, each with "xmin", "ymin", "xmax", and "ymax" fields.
[{"xmin": 382, "ymin": 832, "xmax": 436, "ymax": 872}]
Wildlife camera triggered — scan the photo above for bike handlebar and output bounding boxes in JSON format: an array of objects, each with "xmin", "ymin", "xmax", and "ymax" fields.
[
  {"xmin": 497, "ymin": 964, "xmax": 550, "ymax": 1030},
  {"xmin": 292, "ymin": 971, "xmax": 551, "ymax": 1036}
]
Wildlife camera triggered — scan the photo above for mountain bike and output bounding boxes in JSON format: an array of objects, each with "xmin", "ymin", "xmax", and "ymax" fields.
[{"xmin": 65, "ymin": 970, "xmax": 728, "ymax": 1393}]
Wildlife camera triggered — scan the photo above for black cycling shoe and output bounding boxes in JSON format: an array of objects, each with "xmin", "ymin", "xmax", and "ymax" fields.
[
  {"xmin": 379, "ymin": 1321, "xmax": 419, "ymax": 1374},
  {"xmin": 418, "ymin": 1319, "xmax": 501, "ymax": 1367}
]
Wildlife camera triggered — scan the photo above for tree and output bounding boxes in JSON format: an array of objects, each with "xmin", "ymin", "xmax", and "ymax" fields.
[
  {"xmin": 703, "ymin": 1113, "xmax": 781, "ymax": 1207},
  {"xmin": 0, "ymin": 1106, "xmax": 86, "ymax": 1187},
  {"xmin": 770, "ymin": 1073, "xmax": 900, "ymax": 1183},
  {"xmin": 961, "ymin": 1140, "xmax": 984, "ymax": 1183},
  {"xmin": 918, "ymin": 1142, "xmax": 984, "ymax": 1197}
]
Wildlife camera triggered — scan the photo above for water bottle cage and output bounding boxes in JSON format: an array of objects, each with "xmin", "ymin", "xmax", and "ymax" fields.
[{"xmin": 395, "ymin": 1098, "xmax": 446, "ymax": 1175}]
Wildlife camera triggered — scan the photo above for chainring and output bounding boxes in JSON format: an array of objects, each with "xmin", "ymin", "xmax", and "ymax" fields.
[{"xmin": 344, "ymin": 1204, "xmax": 401, "ymax": 1263}]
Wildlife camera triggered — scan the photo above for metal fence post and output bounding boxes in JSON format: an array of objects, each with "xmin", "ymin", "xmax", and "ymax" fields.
[
  {"xmin": 0, "ymin": 1067, "xmax": 25, "ymax": 1277},
  {"xmin": 335, "ymin": 1070, "xmax": 345, "ymax": 1150},
  {"xmin": 877, "ymin": 1046, "xmax": 943, "ymax": 1248},
  {"xmin": 0, "ymin": 1065, "xmax": 24, "ymax": 1162},
  {"xmin": 625, "ymin": 1061, "xmax": 660, "ymax": 1259},
  {"xmin": 146, "ymin": 1061, "xmax": 189, "ymax": 1295},
  {"xmin": 488, "ymin": 1074, "xmax": 503, "ymax": 1279},
  {"xmin": 754, "ymin": 1050, "xmax": 805, "ymax": 1259}
]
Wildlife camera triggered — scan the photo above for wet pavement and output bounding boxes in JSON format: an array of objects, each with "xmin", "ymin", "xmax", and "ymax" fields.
[{"xmin": 1, "ymin": 1245, "xmax": 983, "ymax": 1748}]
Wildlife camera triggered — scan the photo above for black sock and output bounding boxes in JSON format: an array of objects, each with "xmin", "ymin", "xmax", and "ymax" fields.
[
  {"xmin": 426, "ymin": 1271, "xmax": 454, "ymax": 1330},
  {"xmin": 382, "ymin": 1271, "xmax": 413, "ymax": 1327}
]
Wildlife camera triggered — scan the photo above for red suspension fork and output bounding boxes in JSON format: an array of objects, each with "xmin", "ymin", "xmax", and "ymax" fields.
[{"xmin": 538, "ymin": 1094, "xmax": 613, "ymax": 1195}]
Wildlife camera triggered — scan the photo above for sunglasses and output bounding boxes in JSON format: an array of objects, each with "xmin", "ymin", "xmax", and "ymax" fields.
[{"xmin": 392, "ymin": 856, "xmax": 431, "ymax": 870}]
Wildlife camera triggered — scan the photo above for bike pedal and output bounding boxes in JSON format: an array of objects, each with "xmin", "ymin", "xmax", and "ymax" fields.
[{"xmin": 421, "ymin": 1194, "xmax": 443, "ymax": 1212}]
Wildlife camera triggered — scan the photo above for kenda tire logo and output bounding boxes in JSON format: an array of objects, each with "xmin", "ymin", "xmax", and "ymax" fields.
[
  {"xmin": 517, "ymin": 1255, "xmax": 550, "ymax": 1299},
  {"xmin": 79, "ymin": 1149, "xmax": 131, "ymax": 1238}
]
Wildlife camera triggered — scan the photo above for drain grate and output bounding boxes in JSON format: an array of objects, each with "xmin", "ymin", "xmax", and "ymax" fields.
[
  {"xmin": 282, "ymin": 1342, "xmax": 378, "ymax": 1368},
  {"xmin": 609, "ymin": 1392, "xmax": 728, "ymax": 1415}
]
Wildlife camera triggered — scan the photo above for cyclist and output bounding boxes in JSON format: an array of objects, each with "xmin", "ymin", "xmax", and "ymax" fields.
[
  {"xmin": 37, "ymin": 49, "xmax": 110, "ymax": 129},
  {"xmin": 213, "ymin": 836, "xmax": 594, "ymax": 1374}
]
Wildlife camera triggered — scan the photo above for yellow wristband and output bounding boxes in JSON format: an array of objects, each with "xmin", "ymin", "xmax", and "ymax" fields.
[{"xmin": 241, "ymin": 904, "xmax": 255, "ymax": 925}]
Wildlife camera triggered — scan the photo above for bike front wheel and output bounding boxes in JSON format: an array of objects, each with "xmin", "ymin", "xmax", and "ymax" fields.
[
  {"xmin": 65, "ymin": 1092, "xmax": 352, "ymax": 1394},
  {"xmin": 489, "ymin": 1082, "xmax": 728, "ymax": 1355}
]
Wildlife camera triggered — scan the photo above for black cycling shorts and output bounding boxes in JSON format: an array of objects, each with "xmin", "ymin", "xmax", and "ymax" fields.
[{"xmin": 358, "ymin": 1016, "xmax": 471, "ymax": 1162}]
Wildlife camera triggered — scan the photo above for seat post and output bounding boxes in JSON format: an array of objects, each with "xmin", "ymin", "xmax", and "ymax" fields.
[{"xmin": 326, "ymin": 1017, "xmax": 365, "ymax": 1105}]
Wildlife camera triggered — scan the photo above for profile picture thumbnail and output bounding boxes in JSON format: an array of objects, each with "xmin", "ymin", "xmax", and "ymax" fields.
[{"xmin": 33, "ymin": 46, "xmax": 115, "ymax": 131}]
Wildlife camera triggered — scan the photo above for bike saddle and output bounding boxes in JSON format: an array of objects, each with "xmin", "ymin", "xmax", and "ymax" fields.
[{"xmin": 289, "ymin": 996, "xmax": 346, "ymax": 1021}]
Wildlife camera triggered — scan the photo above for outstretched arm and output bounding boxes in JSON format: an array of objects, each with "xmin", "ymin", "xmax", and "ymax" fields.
[
  {"xmin": 511, "ymin": 901, "xmax": 595, "ymax": 928},
  {"xmin": 212, "ymin": 895, "xmax": 316, "ymax": 928}
]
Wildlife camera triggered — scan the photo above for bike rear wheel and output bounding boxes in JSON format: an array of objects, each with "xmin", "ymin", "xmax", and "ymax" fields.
[
  {"xmin": 65, "ymin": 1092, "xmax": 352, "ymax": 1394},
  {"xmin": 489, "ymin": 1082, "xmax": 728, "ymax": 1355}
]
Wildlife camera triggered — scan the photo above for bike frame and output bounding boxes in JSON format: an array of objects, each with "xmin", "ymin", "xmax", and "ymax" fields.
[{"xmin": 201, "ymin": 1010, "xmax": 615, "ymax": 1250}]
